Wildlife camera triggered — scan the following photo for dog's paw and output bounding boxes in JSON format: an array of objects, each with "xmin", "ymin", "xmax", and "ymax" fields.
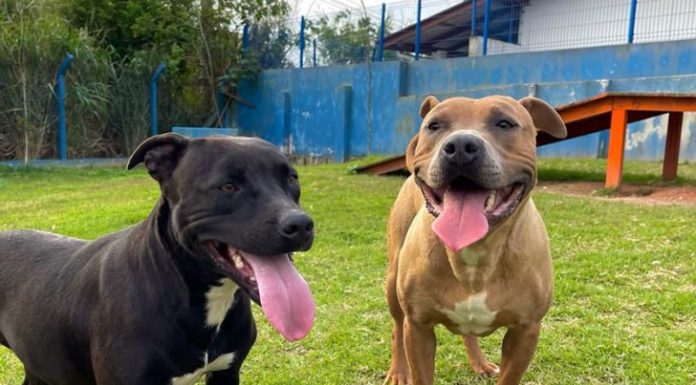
[
  {"xmin": 383, "ymin": 368, "xmax": 410, "ymax": 385},
  {"xmin": 471, "ymin": 361, "xmax": 499, "ymax": 377}
]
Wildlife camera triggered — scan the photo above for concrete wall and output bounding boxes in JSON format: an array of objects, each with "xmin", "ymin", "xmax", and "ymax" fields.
[{"xmin": 237, "ymin": 39, "xmax": 696, "ymax": 162}]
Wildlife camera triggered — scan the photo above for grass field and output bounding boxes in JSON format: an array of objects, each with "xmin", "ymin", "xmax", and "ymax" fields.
[{"xmin": 0, "ymin": 159, "xmax": 695, "ymax": 385}]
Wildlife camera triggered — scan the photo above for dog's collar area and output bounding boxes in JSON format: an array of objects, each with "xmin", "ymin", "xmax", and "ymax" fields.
[{"xmin": 206, "ymin": 241, "xmax": 261, "ymax": 304}]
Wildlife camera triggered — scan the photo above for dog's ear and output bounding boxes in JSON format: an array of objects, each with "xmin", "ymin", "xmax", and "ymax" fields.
[
  {"xmin": 127, "ymin": 133, "xmax": 190, "ymax": 182},
  {"xmin": 519, "ymin": 97, "xmax": 567, "ymax": 138},
  {"xmin": 405, "ymin": 134, "xmax": 419, "ymax": 173},
  {"xmin": 419, "ymin": 95, "xmax": 440, "ymax": 118}
]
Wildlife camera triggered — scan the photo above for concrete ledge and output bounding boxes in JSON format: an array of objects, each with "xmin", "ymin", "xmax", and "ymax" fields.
[
  {"xmin": 0, "ymin": 158, "xmax": 128, "ymax": 168},
  {"xmin": 172, "ymin": 127, "xmax": 239, "ymax": 138}
]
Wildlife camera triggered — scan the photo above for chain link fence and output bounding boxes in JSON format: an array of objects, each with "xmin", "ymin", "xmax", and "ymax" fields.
[{"xmin": 249, "ymin": 0, "xmax": 696, "ymax": 66}]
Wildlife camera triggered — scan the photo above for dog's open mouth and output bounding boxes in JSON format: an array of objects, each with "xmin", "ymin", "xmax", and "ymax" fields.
[
  {"xmin": 206, "ymin": 241, "xmax": 315, "ymax": 341},
  {"xmin": 207, "ymin": 241, "xmax": 261, "ymax": 302},
  {"xmin": 416, "ymin": 176, "xmax": 527, "ymax": 252}
]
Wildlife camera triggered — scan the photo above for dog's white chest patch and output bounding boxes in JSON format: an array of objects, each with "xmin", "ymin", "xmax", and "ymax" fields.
[
  {"xmin": 205, "ymin": 278, "xmax": 239, "ymax": 328},
  {"xmin": 171, "ymin": 352, "xmax": 235, "ymax": 385},
  {"xmin": 439, "ymin": 292, "xmax": 497, "ymax": 335}
]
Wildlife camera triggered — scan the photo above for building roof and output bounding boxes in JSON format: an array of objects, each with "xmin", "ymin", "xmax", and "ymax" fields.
[{"xmin": 383, "ymin": 0, "xmax": 521, "ymax": 58}]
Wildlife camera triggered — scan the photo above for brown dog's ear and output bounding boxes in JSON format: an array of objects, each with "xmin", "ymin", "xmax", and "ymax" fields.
[
  {"xmin": 127, "ymin": 133, "xmax": 190, "ymax": 182},
  {"xmin": 419, "ymin": 95, "xmax": 440, "ymax": 118},
  {"xmin": 405, "ymin": 134, "xmax": 419, "ymax": 173},
  {"xmin": 519, "ymin": 97, "xmax": 567, "ymax": 139}
]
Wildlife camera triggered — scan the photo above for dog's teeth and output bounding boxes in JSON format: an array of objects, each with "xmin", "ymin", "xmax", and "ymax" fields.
[
  {"xmin": 232, "ymin": 254, "xmax": 244, "ymax": 269},
  {"xmin": 485, "ymin": 191, "xmax": 496, "ymax": 211},
  {"xmin": 250, "ymin": 277, "xmax": 257, "ymax": 282}
]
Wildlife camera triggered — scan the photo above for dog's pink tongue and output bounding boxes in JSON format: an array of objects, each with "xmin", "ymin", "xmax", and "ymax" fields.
[
  {"xmin": 242, "ymin": 253, "xmax": 315, "ymax": 341},
  {"xmin": 432, "ymin": 189, "xmax": 489, "ymax": 252}
]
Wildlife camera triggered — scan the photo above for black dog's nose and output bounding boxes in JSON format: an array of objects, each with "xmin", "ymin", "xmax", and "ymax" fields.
[
  {"xmin": 441, "ymin": 133, "xmax": 483, "ymax": 166},
  {"xmin": 279, "ymin": 211, "xmax": 314, "ymax": 249}
]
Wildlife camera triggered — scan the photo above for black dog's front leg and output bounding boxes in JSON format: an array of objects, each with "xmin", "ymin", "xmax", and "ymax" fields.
[{"xmin": 207, "ymin": 299, "xmax": 257, "ymax": 385}]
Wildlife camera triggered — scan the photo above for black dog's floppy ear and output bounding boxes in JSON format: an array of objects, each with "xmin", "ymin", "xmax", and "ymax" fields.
[
  {"xmin": 419, "ymin": 95, "xmax": 440, "ymax": 118},
  {"xmin": 127, "ymin": 133, "xmax": 190, "ymax": 182},
  {"xmin": 519, "ymin": 97, "xmax": 567, "ymax": 139}
]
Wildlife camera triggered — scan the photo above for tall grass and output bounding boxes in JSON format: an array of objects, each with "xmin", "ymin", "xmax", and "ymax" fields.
[{"xmin": 0, "ymin": 2, "xmax": 201, "ymax": 160}]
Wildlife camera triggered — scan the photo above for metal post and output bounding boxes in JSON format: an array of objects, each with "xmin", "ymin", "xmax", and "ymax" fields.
[
  {"xmin": 56, "ymin": 52, "xmax": 73, "ymax": 160},
  {"xmin": 378, "ymin": 3, "xmax": 386, "ymax": 61},
  {"xmin": 471, "ymin": 0, "xmax": 477, "ymax": 35},
  {"xmin": 149, "ymin": 63, "xmax": 166, "ymax": 137},
  {"xmin": 313, "ymin": 39, "xmax": 317, "ymax": 67},
  {"xmin": 508, "ymin": 0, "xmax": 517, "ymax": 42},
  {"xmin": 242, "ymin": 24, "xmax": 250, "ymax": 51},
  {"xmin": 299, "ymin": 16, "xmax": 305, "ymax": 68},
  {"xmin": 483, "ymin": 0, "xmax": 491, "ymax": 55},
  {"xmin": 627, "ymin": 0, "xmax": 638, "ymax": 44},
  {"xmin": 415, "ymin": 0, "xmax": 422, "ymax": 60},
  {"xmin": 216, "ymin": 91, "xmax": 229, "ymax": 127}
]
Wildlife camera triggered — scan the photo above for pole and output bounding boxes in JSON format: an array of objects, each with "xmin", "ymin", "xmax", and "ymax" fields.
[
  {"xmin": 483, "ymin": 0, "xmax": 490, "ymax": 55},
  {"xmin": 56, "ymin": 52, "xmax": 73, "ymax": 160},
  {"xmin": 471, "ymin": 0, "xmax": 477, "ymax": 35},
  {"xmin": 149, "ymin": 63, "xmax": 166, "ymax": 137},
  {"xmin": 299, "ymin": 16, "xmax": 305, "ymax": 68},
  {"xmin": 313, "ymin": 39, "xmax": 317, "ymax": 67},
  {"xmin": 378, "ymin": 3, "xmax": 386, "ymax": 62},
  {"xmin": 508, "ymin": 0, "xmax": 517, "ymax": 42},
  {"xmin": 627, "ymin": 0, "xmax": 638, "ymax": 44},
  {"xmin": 415, "ymin": 0, "xmax": 422, "ymax": 60},
  {"xmin": 242, "ymin": 24, "xmax": 250, "ymax": 51}
]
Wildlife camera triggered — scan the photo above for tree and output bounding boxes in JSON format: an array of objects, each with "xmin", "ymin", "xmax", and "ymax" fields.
[{"xmin": 306, "ymin": 9, "xmax": 396, "ymax": 66}]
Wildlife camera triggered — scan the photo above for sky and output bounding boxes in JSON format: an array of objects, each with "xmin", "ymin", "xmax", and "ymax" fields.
[{"xmin": 291, "ymin": 0, "xmax": 464, "ymax": 27}]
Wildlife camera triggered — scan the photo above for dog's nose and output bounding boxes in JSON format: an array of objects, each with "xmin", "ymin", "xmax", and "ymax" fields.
[
  {"xmin": 441, "ymin": 133, "xmax": 483, "ymax": 166},
  {"xmin": 279, "ymin": 211, "xmax": 314, "ymax": 248}
]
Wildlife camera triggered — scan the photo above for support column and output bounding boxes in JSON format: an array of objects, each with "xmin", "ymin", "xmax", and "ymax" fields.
[
  {"xmin": 605, "ymin": 108, "xmax": 628, "ymax": 189},
  {"xmin": 662, "ymin": 112, "xmax": 683, "ymax": 181},
  {"xmin": 335, "ymin": 85, "xmax": 352, "ymax": 163}
]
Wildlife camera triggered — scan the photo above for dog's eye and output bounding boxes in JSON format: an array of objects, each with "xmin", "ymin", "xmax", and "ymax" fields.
[
  {"xmin": 496, "ymin": 120, "xmax": 516, "ymax": 129},
  {"xmin": 288, "ymin": 174, "xmax": 299, "ymax": 185},
  {"xmin": 219, "ymin": 182, "xmax": 238, "ymax": 193},
  {"xmin": 427, "ymin": 121, "xmax": 441, "ymax": 132}
]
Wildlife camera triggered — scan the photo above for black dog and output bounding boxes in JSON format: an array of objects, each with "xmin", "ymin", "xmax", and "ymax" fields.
[{"xmin": 0, "ymin": 133, "xmax": 316, "ymax": 385}]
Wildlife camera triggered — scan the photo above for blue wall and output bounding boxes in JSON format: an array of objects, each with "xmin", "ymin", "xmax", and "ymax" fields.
[{"xmin": 238, "ymin": 39, "xmax": 696, "ymax": 162}]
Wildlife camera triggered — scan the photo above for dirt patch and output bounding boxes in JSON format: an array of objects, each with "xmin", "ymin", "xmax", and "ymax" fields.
[{"xmin": 538, "ymin": 181, "xmax": 696, "ymax": 205}]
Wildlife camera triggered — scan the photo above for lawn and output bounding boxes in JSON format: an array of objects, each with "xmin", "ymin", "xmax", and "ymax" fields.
[{"xmin": 0, "ymin": 159, "xmax": 694, "ymax": 385}]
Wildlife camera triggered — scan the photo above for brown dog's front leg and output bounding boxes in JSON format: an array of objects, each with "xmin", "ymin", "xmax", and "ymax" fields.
[
  {"xmin": 403, "ymin": 318, "xmax": 436, "ymax": 385},
  {"xmin": 496, "ymin": 323, "xmax": 541, "ymax": 385}
]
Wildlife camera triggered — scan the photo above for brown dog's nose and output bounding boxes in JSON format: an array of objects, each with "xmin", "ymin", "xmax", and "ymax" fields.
[
  {"xmin": 442, "ymin": 133, "xmax": 483, "ymax": 166},
  {"xmin": 279, "ymin": 211, "xmax": 314, "ymax": 250}
]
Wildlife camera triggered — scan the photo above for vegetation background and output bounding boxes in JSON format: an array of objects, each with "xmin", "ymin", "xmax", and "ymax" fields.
[{"xmin": 0, "ymin": 0, "xmax": 386, "ymax": 162}]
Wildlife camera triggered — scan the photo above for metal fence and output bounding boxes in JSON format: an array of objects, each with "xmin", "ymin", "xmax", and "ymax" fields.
[{"xmin": 247, "ymin": 0, "xmax": 696, "ymax": 68}]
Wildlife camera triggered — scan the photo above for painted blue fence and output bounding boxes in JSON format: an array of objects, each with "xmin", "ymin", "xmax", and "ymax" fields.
[{"xmin": 237, "ymin": 39, "xmax": 696, "ymax": 162}]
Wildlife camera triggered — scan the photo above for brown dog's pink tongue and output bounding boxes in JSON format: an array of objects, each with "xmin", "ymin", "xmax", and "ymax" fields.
[
  {"xmin": 432, "ymin": 189, "xmax": 490, "ymax": 252},
  {"xmin": 241, "ymin": 252, "xmax": 315, "ymax": 341}
]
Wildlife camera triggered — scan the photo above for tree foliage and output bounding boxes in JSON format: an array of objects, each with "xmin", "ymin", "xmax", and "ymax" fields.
[
  {"xmin": 307, "ymin": 9, "xmax": 396, "ymax": 66},
  {"xmin": 0, "ymin": 0, "xmax": 290, "ymax": 160}
]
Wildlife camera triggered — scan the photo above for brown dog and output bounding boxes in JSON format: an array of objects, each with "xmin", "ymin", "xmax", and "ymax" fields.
[{"xmin": 383, "ymin": 95, "xmax": 567, "ymax": 385}]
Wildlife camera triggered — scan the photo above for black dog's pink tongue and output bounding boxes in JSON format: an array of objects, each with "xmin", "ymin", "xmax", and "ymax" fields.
[
  {"xmin": 241, "ymin": 252, "xmax": 315, "ymax": 341},
  {"xmin": 432, "ymin": 188, "xmax": 489, "ymax": 252}
]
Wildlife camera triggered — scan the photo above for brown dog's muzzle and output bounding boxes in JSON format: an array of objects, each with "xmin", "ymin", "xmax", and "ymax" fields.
[{"xmin": 416, "ymin": 131, "xmax": 531, "ymax": 252}]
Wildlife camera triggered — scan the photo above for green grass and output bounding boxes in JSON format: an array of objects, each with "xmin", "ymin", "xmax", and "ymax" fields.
[
  {"xmin": 537, "ymin": 158, "xmax": 696, "ymax": 185},
  {"xmin": 0, "ymin": 159, "xmax": 695, "ymax": 385}
]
